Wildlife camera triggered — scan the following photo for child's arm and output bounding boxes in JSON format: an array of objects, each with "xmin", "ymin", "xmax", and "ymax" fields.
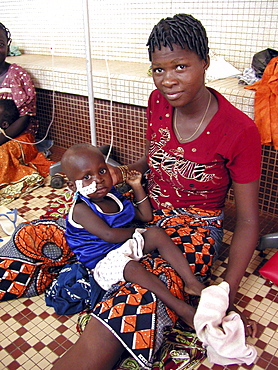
[
  {"xmin": 126, "ymin": 170, "xmax": 153, "ymax": 222},
  {"xmin": 73, "ymin": 202, "xmax": 136, "ymax": 243}
]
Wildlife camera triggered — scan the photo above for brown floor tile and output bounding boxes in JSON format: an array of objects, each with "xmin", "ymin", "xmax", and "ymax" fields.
[{"xmin": 0, "ymin": 177, "xmax": 277, "ymax": 369}]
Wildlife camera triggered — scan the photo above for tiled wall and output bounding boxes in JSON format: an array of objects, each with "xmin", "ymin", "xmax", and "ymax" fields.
[
  {"xmin": 260, "ymin": 146, "xmax": 278, "ymax": 215},
  {"xmin": 36, "ymin": 89, "xmax": 147, "ymax": 165},
  {"xmin": 36, "ymin": 88, "xmax": 278, "ymax": 217},
  {"xmin": 2, "ymin": 0, "xmax": 278, "ymax": 72}
]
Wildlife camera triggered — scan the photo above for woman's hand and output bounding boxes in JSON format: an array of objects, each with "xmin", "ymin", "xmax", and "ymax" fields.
[
  {"xmin": 108, "ymin": 151, "xmax": 149, "ymax": 186},
  {"xmin": 228, "ymin": 303, "xmax": 257, "ymax": 338},
  {"xmin": 107, "ymin": 164, "xmax": 122, "ymax": 185}
]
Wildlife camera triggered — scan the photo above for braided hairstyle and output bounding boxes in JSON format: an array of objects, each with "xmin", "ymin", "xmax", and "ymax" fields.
[
  {"xmin": 146, "ymin": 14, "xmax": 209, "ymax": 62},
  {"xmin": 0, "ymin": 22, "xmax": 12, "ymax": 47}
]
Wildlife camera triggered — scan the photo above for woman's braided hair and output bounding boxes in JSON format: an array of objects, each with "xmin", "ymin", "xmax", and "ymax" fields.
[
  {"xmin": 0, "ymin": 22, "xmax": 12, "ymax": 47},
  {"xmin": 146, "ymin": 14, "xmax": 209, "ymax": 62}
]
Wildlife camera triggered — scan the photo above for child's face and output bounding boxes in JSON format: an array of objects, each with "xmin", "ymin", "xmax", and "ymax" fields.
[{"xmin": 69, "ymin": 149, "xmax": 113, "ymax": 200}]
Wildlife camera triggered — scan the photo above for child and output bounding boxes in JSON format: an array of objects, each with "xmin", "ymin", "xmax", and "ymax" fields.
[
  {"xmin": 0, "ymin": 99, "xmax": 19, "ymax": 131},
  {"xmin": 61, "ymin": 143, "xmax": 205, "ymax": 328}
]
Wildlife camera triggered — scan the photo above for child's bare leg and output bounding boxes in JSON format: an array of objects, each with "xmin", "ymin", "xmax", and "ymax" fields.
[
  {"xmin": 52, "ymin": 317, "xmax": 124, "ymax": 370},
  {"xmin": 143, "ymin": 227, "xmax": 205, "ymax": 296},
  {"xmin": 124, "ymin": 260, "xmax": 196, "ymax": 328}
]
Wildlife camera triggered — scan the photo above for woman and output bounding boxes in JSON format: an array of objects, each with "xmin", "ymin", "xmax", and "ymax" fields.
[
  {"xmin": 0, "ymin": 22, "xmax": 37, "ymax": 144},
  {"xmin": 0, "ymin": 22, "xmax": 53, "ymax": 206},
  {"xmin": 53, "ymin": 14, "xmax": 261, "ymax": 370}
]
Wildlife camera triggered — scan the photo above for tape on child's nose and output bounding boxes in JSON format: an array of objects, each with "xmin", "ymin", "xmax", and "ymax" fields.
[{"xmin": 75, "ymin": 180, "xmax": 97, "ymax": 197}]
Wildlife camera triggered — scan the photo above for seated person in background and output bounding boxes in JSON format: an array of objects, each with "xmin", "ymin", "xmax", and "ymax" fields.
[
  {"xmin": 61, "ymin": 143, "xmax": 205, "ymax": 329},
  {"xmin": 0, "ymin": 22, "xmax": 53, "ymax": 205},
  {"xmin": 0, "ymin": 22, "xmax": 37, "ymax": 146}
]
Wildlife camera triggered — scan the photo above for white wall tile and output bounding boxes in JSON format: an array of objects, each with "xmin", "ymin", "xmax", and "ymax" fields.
[{"xmin": 2, "ymin": 0, "xmax": 277, "ymax": 71}]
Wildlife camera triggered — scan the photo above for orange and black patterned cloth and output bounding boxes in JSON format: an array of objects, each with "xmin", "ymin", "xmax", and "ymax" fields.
[
  {"xmin": 0, "ymin": 218, "xmax": 74, "ymax": 301},
  {"xmin": 0, "ymin": 133, "xmax": 54, "ymax": 206},
  {"xmin": 78, "ymin": 206, "xmax": 223, "ymax": 369},
  {"xmin": 149, "ymin": 207, "xmax": 224, "ymax": 278}
]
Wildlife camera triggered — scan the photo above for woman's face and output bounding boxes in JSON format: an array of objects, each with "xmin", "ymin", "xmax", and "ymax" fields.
[
  {"xmin": 0, "ymin": 29, "xmax": 9, "ymax": 66},
  {"xmin": 151, "ymin": 44, "xmax": 209, "ymax": 108}
]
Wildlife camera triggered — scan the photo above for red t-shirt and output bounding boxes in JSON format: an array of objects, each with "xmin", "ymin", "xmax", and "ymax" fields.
[{"xmin": 146, "ymin": 88, "xmax": 261, "ymax": 210}]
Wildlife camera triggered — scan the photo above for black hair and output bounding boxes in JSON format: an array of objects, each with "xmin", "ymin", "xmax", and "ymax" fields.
[
  {"xmin": 0, "ymin": 22, "xmax": 12, "ymax": 47},
  {"xmin": 0, "ymin": 99, "xmax": 19, "ymax": 128},
  {"xmin": 61, "ymin": 143, "xmax": 104, "ymax": 177},
  {"xmin": 146, "ymin": 14, "xmax": 209, "ymax": 62}
]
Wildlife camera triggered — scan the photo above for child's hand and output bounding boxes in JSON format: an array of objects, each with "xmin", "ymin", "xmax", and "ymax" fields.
[{"xmin": 126, "ymin": 170, "xmax": 142, "ymax": 186}]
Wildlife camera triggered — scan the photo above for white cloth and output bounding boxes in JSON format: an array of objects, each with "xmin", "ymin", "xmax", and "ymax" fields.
[
  {"xmin": 93, "ymin": 228, "xmax": 146, "ymax": 290},
  {"xmin": 193, "ymin": 281, "xmax": 257, "ymax": 366}
]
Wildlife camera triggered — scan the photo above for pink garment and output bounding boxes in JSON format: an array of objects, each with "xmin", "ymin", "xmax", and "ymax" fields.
[
  {"xmin": 0, "ymin": 63, "xmax": 37, "ymax": 134},
  {"xmin": 193, "ymin": 281, "xmax": 257, "ymax": 366}
]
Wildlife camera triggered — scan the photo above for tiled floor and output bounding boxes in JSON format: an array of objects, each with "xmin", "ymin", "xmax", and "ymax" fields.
[{"xmin": 0, "ymin": 172, "xmax": 278, "ymax": 369}]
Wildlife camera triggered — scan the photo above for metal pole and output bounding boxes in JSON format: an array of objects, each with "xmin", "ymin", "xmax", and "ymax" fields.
[{"xmin": 83, "ymin": 0, "xmax": 96, "ymax": 145}]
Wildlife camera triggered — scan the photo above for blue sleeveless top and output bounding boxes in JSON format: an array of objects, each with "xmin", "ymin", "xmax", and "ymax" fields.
[{"xmin": 65, "ymin": 187, "xmax": 135, "ymax": 269}]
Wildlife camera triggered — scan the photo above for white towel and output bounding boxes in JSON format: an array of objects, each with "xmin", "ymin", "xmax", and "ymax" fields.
[{"xmin": 193, "ymin": 281, "xmax": 257, "ymax": 366}]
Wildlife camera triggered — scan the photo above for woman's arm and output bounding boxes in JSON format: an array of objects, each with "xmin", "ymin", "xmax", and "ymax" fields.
[
  {"xmin": 224, "ymin": 179, "xmax": 259, "ymax": 302},
  {"xmin": 224, "ymin": 179, "xmax": 259, "ymax": 336},
  {"xmin": 109, "ymin": 140, "xmax": 150, "ymax": 185},
  {"xmin": 0, "ymin": 115, "xmax": 30, "ymax": 145}
]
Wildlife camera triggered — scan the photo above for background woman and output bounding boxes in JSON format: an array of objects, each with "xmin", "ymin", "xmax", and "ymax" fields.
[{"xmin": 0, "ymin": 22, "xmax": 53, "ymax": 206}]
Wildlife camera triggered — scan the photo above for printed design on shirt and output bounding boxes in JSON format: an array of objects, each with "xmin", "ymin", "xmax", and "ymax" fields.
[
  {"xmin": 149, "ymin": 128, "xmax": 218, "ymax": 206},
  {"xmin": 149, "ymin": 127, "xmax": 171, "ymax": 158},
  {"xmin": 147, "ymin": 129, "xmax": 172, "ymax": 206},
  {"xmin": 147, "ymin": 175, "xmax": 170, "ymax": 206}
]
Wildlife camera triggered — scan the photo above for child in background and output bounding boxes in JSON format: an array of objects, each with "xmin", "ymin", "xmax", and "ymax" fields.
[
  {"xmin": 61, "ymin": 143, "xmax": 205, "ymax": 328},
  {"xmin": 0, "ymin": 99, "xmax": 19, "ymax": 132}
]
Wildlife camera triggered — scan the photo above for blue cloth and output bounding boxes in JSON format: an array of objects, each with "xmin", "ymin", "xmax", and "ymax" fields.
[
  {"xmin": 8, "ymin": 45, "xmax": 21, "ymax": 56},
  {"xmin": 65, "ymin": 187, "xmax": 136, "ymax": 269},
  {"xmin": 238, "ymin": 67, "xmax": 260, "ymax": 85},
  {"xmin": 45, "ymin": 262, "xmax": 105, "ymax": 315}
]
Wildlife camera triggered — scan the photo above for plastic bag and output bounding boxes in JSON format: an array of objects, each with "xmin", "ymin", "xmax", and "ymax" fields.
[{"xmin": 252, "ymin": 48, "xmax": 278, "ymax": 78}]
